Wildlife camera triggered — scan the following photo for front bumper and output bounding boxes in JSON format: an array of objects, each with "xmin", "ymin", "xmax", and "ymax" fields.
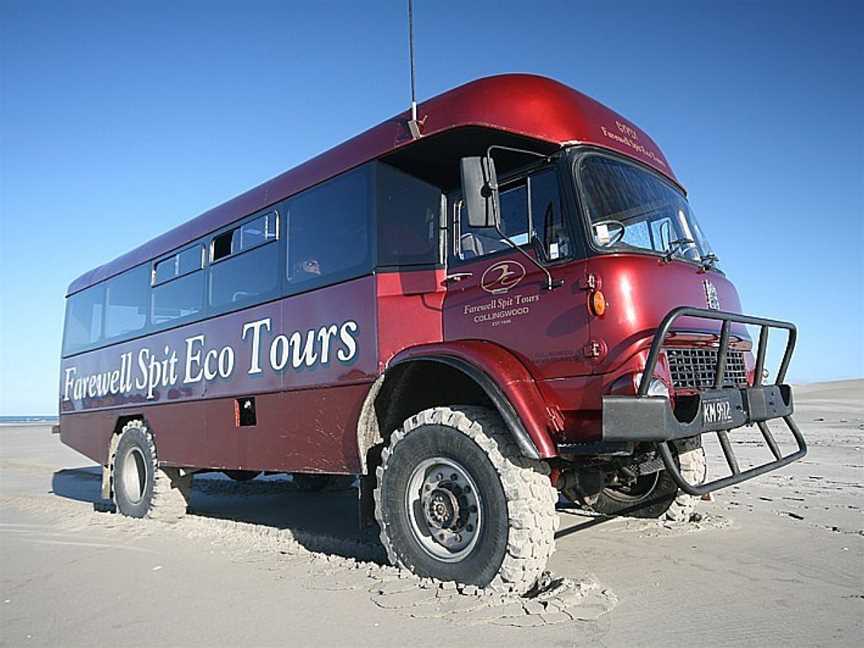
[{"xmin": 601, "ymin": 307, "xmax": 807, "ymax": 496}]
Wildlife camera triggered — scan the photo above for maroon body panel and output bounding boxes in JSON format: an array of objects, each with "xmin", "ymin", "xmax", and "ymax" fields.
[
  {"xmin": 376, "ymin": 270, "xmax": 446, "ymax": 369},
  {"xmin": 60, "ymin": 383, "xmax": 369, "ymax": 473},
  {"xmin": 585, "ymin": 255, "xmax": 746, "ymax": 376},
  {"xmin": 61, "ymin": 277, "xmax": 377, "ymax": 472}
]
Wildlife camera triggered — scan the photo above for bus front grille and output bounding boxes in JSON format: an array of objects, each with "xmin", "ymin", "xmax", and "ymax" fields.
[{"xmin": 666, "ymin": 347, "xmax": 748, "ymax": 390}]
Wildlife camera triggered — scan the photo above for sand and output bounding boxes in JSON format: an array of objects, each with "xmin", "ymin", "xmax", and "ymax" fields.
[{"xmin": 1, "ymin": 380, "xmax": 861, "ymax": 646}]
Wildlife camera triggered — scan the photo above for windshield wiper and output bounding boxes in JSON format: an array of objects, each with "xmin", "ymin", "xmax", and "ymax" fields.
[{"xmin": 661, "ymin": 238, "xmax": 695, "ymax": 264}]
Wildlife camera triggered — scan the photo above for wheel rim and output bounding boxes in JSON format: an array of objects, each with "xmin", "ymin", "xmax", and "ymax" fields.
[
  {"xmin": 602, "ymin": 472, "xmax": 661, "ymax": 504},
  {"xmin": 121, "ymin": 447, "xmax": 148, "ymax": 504},
  {"xmin": 405, "ymin": 457, "xmax": 482, "ymax": 563}
]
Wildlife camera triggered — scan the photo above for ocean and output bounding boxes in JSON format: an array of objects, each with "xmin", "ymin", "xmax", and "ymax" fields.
[{"xmin": 0, "ymin": 416, "xmax": 59, "ymax": 425}]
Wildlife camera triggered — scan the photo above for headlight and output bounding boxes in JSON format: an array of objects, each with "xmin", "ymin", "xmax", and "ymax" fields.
[
  {"xmin": 635, "ymin": 373, "xmax": 670, "ymax": 398},
  {"xmin": 647, "ymin": 378, "xmax": 670, "ymax": 398}
]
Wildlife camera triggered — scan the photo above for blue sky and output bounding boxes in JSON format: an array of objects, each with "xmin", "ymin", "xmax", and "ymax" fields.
[{"xmin": 1, "ymin": 0, "xmax": 861, "ymax": 415}]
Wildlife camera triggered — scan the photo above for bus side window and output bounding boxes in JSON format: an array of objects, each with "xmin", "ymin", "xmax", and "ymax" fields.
[
  {"xmin": 104, "ymin": 265, "xmax": 150, "ymax": 340},
  {"xmin": 208, "ymin": 211, "xmax": 280, "ymax": 310},
  {"xmin": 287, "ymin": 167, "xmax": 372, "ymax": 289},
  {"xmin": 212, "ymin": 212, "xmax": 277, "ymax": 263},
  {"xmin": 151, "ymin": 245, "xmax": 205, "ymax": 327},
  {"xmin": 62, "ymin": 284, "xmax": 105, "ymax": 355},
  {"xmin": 375, "ymin": 163, "xmax": 441, "ymax": 267}
]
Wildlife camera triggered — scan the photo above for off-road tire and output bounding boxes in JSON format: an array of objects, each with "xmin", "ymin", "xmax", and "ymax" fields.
[
  {"xmin": 662, "ymin": 447, "xmax": 707, "ymax": 522},
  {"xmin": 111, "ymin": 420, "xmax": 191, "ymax": 522},
  {"xmin": 582, "ymin": 447, "xmax": 707, "ymax": 521},
  {"xmin": 374, "ymin": 406, "xmax": 558, "ymax": 594},
  {"xmin": 223, "ymin": 470, "xmax": 262, "ymax": 482}
]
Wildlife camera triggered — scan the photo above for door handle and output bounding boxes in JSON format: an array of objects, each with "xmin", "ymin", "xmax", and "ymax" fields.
[{"xmin": 441, "ymin": 272, "xmax": 473, "ymax": 285}]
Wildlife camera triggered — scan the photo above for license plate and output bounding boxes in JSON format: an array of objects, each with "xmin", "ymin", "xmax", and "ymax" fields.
[{"xmin": 702, "ymin": 398, "xmax": 734, "ymax": 426}]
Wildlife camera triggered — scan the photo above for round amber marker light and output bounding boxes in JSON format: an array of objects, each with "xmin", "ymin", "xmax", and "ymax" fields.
[{"xmin": 590, "ymin": 290, "xmax": 607, "ymax": 316}]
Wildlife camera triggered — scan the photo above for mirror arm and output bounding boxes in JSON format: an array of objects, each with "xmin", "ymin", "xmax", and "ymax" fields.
[
  {"xmin": 492, "ymin": 224, "xmax": 563, "ymax": 291},
  {"xmin": 485, "ymin": 145, "xmax": 562, "ymax": 291}
]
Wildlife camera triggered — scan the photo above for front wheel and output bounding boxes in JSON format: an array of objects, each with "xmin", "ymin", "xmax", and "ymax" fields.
[
  {"xmin": 374, "ymin": 406, "xmax": 558, "ymax": 594},
  {"xmin": 577, "ymin": 447, "xmax": 707, "ymax": 521}
]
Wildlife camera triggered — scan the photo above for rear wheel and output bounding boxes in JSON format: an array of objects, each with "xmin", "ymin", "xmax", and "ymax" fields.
[
  {"xmin": 374, "ymin": 406, "xmax": 558, "ymax": 594},
  {"xmin": 578, "ymin": 447, "xmax": 707, "ymax": 521},
  {"xmin": 110, "ymin": 420, "xmax": 191, "ymax": 522}
]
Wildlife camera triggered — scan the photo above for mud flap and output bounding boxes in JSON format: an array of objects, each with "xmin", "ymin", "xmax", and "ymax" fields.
[{"xmin": 358, "ymin": 473, "xmax": 377, "ymax": 528}]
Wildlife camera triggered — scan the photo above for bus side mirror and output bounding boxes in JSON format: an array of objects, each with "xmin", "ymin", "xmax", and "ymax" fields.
[{"xmin": 460, "ymin": 156, "xmax": 501, "ymax": 229}]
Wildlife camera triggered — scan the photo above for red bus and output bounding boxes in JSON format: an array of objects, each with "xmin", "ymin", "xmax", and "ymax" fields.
[{"xmin": 58, "ymin": 74, "xmax": 806, "ymax": 593}]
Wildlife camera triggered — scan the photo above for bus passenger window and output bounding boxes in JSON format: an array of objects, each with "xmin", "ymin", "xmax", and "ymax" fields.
[
  {"xmin": 208, "ymin": 216, "xmax": 280, "ymax": 311},
  {"xmin": 62, "ymin": 285, "xmax": 104, "ymax": 355},
  {"xmin": 212, "ymin": 230, "xmax": 233, "ymax": 262},
  {"xmin": 151, "ymin": 246, "xmax": 204, "ymax": 327},
  {"xmin": 105, "ymin": 265, "xmax": 150, "ymax": 339},
  {"xmin": 153, "ymin": 245, "xmax": 203, "ymax": 285},
  {"xmin": 211, "ymin": 212, "xmax": 277, "ymax": 263},
  {"xmin": 376, "ymin": 163, "xmax": 441, "ymax": 267},
  {"xmin": 153, "ymin": 256, "xmax": 177, "ymax": 285},
  {"xmin": 152, "ymin": 273, "xmax": 203, "ymax": 326},
  {"xmin": 177, "ymin": 245, "xmax": 203, "ymax": 275},
  {"xmin": 287, "ymin": 168, "xmax": 371, "ymax": 289},
  {"xmin": 238, "ymin": 213, "xmax": 276, "ymax": 250},
  {"xmin": 209, "ymin": 244, "xmax": 279, "ymax": 309}
]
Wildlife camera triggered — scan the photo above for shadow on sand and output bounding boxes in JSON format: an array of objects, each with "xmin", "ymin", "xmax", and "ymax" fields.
[
  {"xmin": 554, "ymin": 492, "xmax": 696, "ymax": 539},
  {"xmin": 51, "ymin": 465, "xmax": 380, "ymax": 558},
  {"xmin": 554, "ymin": 506, "xmax": 621, "ymax": 539}
]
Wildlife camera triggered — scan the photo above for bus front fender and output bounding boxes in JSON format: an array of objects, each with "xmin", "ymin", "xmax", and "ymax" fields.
[{"xmin": 388, "ymin": 341, "xmax": 559, "ymax": 460}]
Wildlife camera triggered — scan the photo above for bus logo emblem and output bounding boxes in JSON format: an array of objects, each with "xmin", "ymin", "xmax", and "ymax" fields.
[
  {"xmin": 481, "ymin": 261, "xmax": 526, "ymax": 294},
  {"xmin": 703, "ymin": 280, "xmax": 720, "ymax": 310}
]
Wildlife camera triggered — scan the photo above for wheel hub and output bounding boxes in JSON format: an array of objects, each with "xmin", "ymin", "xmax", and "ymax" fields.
[
  {"xmin": 423, "ymin": 486, "xmax": 459, "ymax": 529},
  {"xmin": 406, "ymin": 458, "xmax": 482, "ymax": 562},
  {"xmin": 121, "ymin": 447, "xmax": 147, "ymax": 504}
]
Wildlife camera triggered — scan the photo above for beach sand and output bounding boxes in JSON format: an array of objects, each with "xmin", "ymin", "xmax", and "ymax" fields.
[{"xmin": 1, "ymin": 380, "xmax": 861, "ymax": 646}]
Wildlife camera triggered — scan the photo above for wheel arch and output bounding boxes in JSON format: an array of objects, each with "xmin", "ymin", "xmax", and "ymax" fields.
[{"xmin": 356, "ymin": 341, "xmax": 559, "ymax": 474}]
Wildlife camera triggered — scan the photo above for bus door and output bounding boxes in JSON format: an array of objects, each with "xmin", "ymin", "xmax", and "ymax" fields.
[{"xmin": 442, "ymin": 167, "xmax": 593, "ymax": 381}]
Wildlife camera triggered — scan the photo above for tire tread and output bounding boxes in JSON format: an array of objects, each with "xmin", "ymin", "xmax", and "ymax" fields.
[
  {"xmin": 373, "ymin": 406, "xmax": 558, "ymax": 594},
  {"xmin": 111, "ymin": 419, "xmax": 190, "ymax": 523}
]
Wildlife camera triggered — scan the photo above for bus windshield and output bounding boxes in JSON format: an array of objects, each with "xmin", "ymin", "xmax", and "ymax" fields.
[{"xmin": 576, "ymin": 154, "xmax": 716, "ymax": 266}]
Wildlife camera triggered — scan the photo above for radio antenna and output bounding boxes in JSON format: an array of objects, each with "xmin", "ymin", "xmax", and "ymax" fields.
[{"xmin": 406, "ymin": 0, "xmax": 423, "ymax": 139}]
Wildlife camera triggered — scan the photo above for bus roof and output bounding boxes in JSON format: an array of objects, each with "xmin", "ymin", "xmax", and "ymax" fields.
[{"xmin": 67, "ymin": 73, "xmax": 676, "ymax": 296}]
